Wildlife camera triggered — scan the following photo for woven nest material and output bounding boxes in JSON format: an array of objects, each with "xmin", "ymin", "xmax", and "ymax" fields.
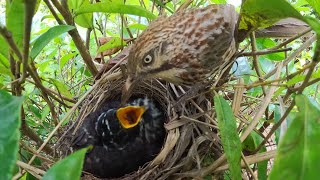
[{"xmin": 58, "ymin": 62, "xmax": 230, "ymax": 179}]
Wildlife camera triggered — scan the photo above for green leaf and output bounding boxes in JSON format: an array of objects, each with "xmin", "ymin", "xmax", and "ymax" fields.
[
  {"xmin": 74, "ymin": 13, "xmax": 93, "ymax": 28},
  {"xmin": 74, "ymin": 4, "xmax": 156, "ymax": 20},
  {"xmin": 269, "ymin": 95, "xmax": 320, "ymax": 179},
  {"xmin": 68, "ymin": 0, "xmax": 93, "ymax": 28},
  {"xmin": 128, "ymin": 23, "xmax": 148, "ymax": 31},
  {"xmin": 274, "ymin": 105, "xmax": 281, "ymax": 145},
  {"xmin": 60, "ymin": 53, "xmax": 77, "ymax": 70},
  {"xmin": 0, "ymin": 53, "xmax": 10, "ymax": 68},
  {"xmin": 6, "ymin": 0, "xmax": 24, "ymax": 50},
  {"xmin": 49, "ymin": 78, "xmax": 73, "ymax": 99},
  {"xmin": 30, "ymin": 25, "xmax": 75, "ymax": 59},
  {"xmin": 41, "ymin": 14, "xmax": 64, "ymax": 22},
  {"xmin": 251, "ymin": 132, "xmax": 267, "ymax": 180},
  {"xmin": 239, "ymin": 0, "xmax": 303, "ymax": 31},
  {"xmin": 0, "ymin": 35, "xmax": 9, "ymax": 58},
  {"xmin": 210, "ymin": 0, "xmax": 227, "ymax": 4},
  {"xmin": 306, "ymin": 0, "xmax": 320, "ymax": 15},
  {"xmin": 42, "ymin": 148, "xmax": 88, "ymax": 180},
  {"xmin": 304, "ymin": 16, "xmax": 320, "ymax": 35},
  {"xmin": 68, "ymin": 0, "xmax": 85, "ymax": 10},
  {"xmin": 0, "ymin": 65, "xmax": 12, "ymax": 77},
  {"xmin": 28, "ymin": 105, "xmax": 41, "ymax": 119},
  {"xmin": 97, "ymin": 37, "xmax": 127, "ymax": 53},
  {"xmin": 303, "ymin": 16, "xmax": 320, "ymax": 61},
  {"xmin": 0, "ymin": 90, "xmax": 24, "ymax": 180},
  {"xmin": 256, "ymin": 38, "xmax": 285, "ymax": 61},
  {"xmin": 41, "ymin": 106, "xmax": 50, "ymax": 122},
  {"xmin": 242, "ymin": 131, "xmax": 267, "ymax": 180},
  {"xmin": 214, "ymin": 96, "xmax": 241, "ymax": 180},
  {"xmin": 152, "ymin": 0, "xmax": 174, "ymax": 13}
]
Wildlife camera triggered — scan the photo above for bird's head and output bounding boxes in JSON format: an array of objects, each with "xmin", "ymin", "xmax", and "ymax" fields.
[
  {"xmin": 122, "ymin": 19, "xmax": 185, "ymax": 103},
  {"xmin": 123, "ymin": 43, "xmax": 177, "ymax": 97},
  {"xmin": 116, "ymin": 106, "xmax": 146, "ymax": 129}
]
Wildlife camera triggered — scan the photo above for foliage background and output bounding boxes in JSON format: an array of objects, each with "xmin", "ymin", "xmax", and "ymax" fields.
[{"xmin": 0, "ymin": 0, "xmax": 320, "ymax": 179}]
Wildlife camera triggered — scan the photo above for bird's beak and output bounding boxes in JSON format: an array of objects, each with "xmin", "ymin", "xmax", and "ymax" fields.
[
  {"xmin": 121, "ymin": 75, "xmax": 137, "ymax": 105},
  {"xmin": 116, "ymin": 106, "xmax": 145, "ymax": 128},
  {"xmin": 124, "ymin": 75, "xmax": 134, "ymax": 94}
]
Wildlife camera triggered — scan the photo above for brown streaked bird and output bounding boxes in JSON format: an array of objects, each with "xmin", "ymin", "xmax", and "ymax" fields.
[{"xmin": 122, "ymin": 4, "xmax": 237, "ymax": 102}]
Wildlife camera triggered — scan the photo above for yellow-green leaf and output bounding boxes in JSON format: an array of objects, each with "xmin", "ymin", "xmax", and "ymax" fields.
[
  {"xmin": 214, "ymin": 96, "xmax": 241, "ymax": 180},
  {"xmin": 42, "ymin": 148, "xmax": 88, "ymax": 180},
  {"xmin": 74, "ymin": 3, "xmax": 156, "ymax": 20},
  {"xmin": 269, "ymin": 95, "xmax": 320, "ymax": 179},
  {"xmin": 0, "ymin": 90, "xmax": 24, "ymax": 180}
]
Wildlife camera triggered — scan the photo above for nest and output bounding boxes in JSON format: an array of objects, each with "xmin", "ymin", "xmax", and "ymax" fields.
[{"xmin": 57, "ymin": 59, "xmax": 231, "ymax": 180}]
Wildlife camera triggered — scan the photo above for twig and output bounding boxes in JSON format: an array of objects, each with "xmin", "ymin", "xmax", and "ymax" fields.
[
  {"xmin": 0, "ymin": 25, "xmax": 23, "ymax": 60},
  {"xmin": 250, "ymin": 32, "xmax": 266, "ymax": 96},
  {"xmin": 291, "ymin": 78, "xmax": 320, "ymax": 92},
  {"xmin": 44, "ymin": 86, "xmax": 77, "ymax": 103},
  {"xmin": 181, "ymin": 61, "xmax": 283, "ymax": 177},
  {"xmin": 27, "ymin": 70, "xmax": 123, "ymax": 166},
  {"xmin": 297, "ymin": 61, "xmax": 318, "ymax": 94},
  {"xmin": 26, "ymin": 79, "xmax": 73, "ymax": 108},
  {"xmin": 85, "ymin": 28, "xmax": 92, "ymax": 49},
  {"xmin": 71, "ymin": 58, "xmax": 126, "ymax": 134},
  {"xmin": 27, "ymin": 63, "xmax": 60, "ymax": 124},
  {"xmin": 20, "ymin": 0, "xmax": 36, "ymax": 84},
  {"xmin": 177, "ymin": 0, "xmax": 193, "ymax": 12},
  {"xmin": 240, "ymin": 61, "xmax": 282, "ymax": 142},
  {"xmin": 21, "ymin": 121, "xmax": 54, "ymax": 154},
  {"xmin": 240, "ymin": 47, "xmax": 292, "ymax": 56},
  {"xmin": 255, "ymin": 61, "xmax": 319, "ymax": 153},
  {"xmin": 259, "ymin": 34, "xmax": 316, "ymax": 81},
  {"xmin": 20, "ymin": 141, "xmax": 54, "ymax": 163},
  {"xmin": 269, "ymin": 28, "xmax": 312, "ymax": 50},
  {"xmin": 43, "ymin": 0, "xmax": 64, "ymax": 24},
  {"xmin": 16, "ymin": 160, "xmax": 45, "ymax": 177},
  {"xmin": 213, "ymin": 150, "xmax": 276, "ymax": 172},
  {"xmin": 239, "ymin": 62, "xmax": 313, "ymax": 90},
  {"xmin": 180, "ymin": 116, "xmax": 217, "ymax": 128},
  {"xmin": 241, "ymin": 153, "xmax": 258, "ymax": 180},
  {"xmin": 49, "ymin": 0, "xmax": 98, "ymax": 76},
  {"xmin": 254, "ymin": 101, "xmax": 294, "ymax": 153}
]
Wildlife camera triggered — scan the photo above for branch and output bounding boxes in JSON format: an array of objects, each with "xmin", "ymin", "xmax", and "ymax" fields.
[
  {"xmin": 20, "ymin": 0, "xmax": 37, "ymax": 84},
  {"xmin": 49, "ymin": 0, "xmax": 98, "ymax": 76},
  {"xmin": 0, "ymin": 25, "xmax": 23, "ymax": 60},
  {"xmin": 27, "ymin": 63, "xmax": 60, "ymax": 125},
  {"xmin": 255, "ymin": 34, "xmax": 316, "ymax": 82},
  {"xmin": 250, "ymin": 32, "xmax": 266, "ymax": 95},
  {"xmin": 43, "ymin": 0, "xmax": 64, "ymax": 24},
  {"xmin": 21, "ymin": 120, "xmax": 54, "ymax": 155},
  {"xmin": 240, "ymin": 47, "xmax": 292, "ymax": 56},
  {"xmin": 20, "ymin": 107, "xmax": 54, "ymax": 155}
]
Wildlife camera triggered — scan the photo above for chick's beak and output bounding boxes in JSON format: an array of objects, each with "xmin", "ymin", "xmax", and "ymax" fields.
[{"xmin": 116, "ymin": 106, "xmax": 145, "ymax": 129}]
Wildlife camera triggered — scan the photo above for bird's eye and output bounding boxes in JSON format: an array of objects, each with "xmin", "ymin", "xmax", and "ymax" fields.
[{"xmin": 143, "ymin": 54, "xmax": 153, "ymax": 65}]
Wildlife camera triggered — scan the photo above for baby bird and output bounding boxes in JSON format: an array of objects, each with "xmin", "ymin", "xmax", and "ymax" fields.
[{"xmin": 72, "ymin": 97, "xmax": 165, "ymax": 178}]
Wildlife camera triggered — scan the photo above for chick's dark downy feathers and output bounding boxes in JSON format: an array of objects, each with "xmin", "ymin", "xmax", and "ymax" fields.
[{"xmin": 72, "ymin": 97, "xmax": 165, "ymax": 178}]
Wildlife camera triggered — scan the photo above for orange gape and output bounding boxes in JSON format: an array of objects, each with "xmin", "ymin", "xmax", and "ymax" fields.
[{"xmin": 116, "ymin": 106, "xmax": 146, "ymax": 129}]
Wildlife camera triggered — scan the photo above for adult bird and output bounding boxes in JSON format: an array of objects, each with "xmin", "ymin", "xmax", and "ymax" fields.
[
  {"xmin": 122, "ymin": 4, "xmax": 237, "ymax": 103},
  {"xmin": 72, "ymin": 97, "xmax": 166, "ymax": 178}
]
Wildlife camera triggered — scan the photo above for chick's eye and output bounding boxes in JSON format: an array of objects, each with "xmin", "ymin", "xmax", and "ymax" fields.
[{"xmin": 143, "ymin": 54, "xmax": 153, "ymax": 65}]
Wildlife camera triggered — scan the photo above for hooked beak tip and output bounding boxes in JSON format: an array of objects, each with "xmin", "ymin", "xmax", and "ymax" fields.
[
  {"xmin": 121, "ymin": 76, "xmax": 135, "ymax": 105},
  {"xmin": 124, "ymin": 78, "xmax": 132, "ymax": 92}
]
